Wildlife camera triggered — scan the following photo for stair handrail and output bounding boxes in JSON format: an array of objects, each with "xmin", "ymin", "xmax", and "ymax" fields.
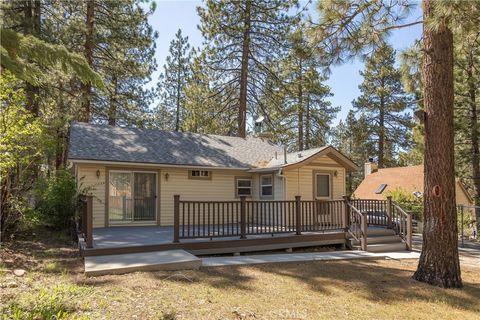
[
  {"xmin": 346, "ymin": 202, "xmax": 368, "ymax": 251},
  {"xmin": 391, "ymin": 201, "xmax": 413, "ymax": 250}
]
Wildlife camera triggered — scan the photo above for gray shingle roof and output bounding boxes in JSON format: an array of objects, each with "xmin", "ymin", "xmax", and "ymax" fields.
[{"xmin": 68, "ymin": 122, "xmax": 284, "ymax": 168}]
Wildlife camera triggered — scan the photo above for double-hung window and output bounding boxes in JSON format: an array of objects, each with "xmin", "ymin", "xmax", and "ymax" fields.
[
  {"xmin": 236, "ymin": 178, "xmax": 252, "ymax": 197},
  {"xmin": 260, "ymin": 174, "xmax": 273, "ymax": 198}
]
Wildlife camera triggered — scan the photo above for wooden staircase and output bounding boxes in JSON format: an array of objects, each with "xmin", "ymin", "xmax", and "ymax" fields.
[
  {"xmin": 348, "ymin": 227, "xmax": 408, "ymax": 252},
  {"xmin": 345, "ymin": 197, "xmax": 413, "ymax": 253}
]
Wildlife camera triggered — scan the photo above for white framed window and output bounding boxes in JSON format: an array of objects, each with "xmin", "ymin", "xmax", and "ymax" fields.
[
  {"xmin": 315, "ymin": 173, "xmax": 331, "ymax": 199},
  {"xmin": 236, "ymin": 177, "xmax": 252, "ymax": 197},
  {"xmin": 189, "ymin": 170, "xmax": 212, "ymax": 180},
  {"xmin": 260, "ymin": 174, "xmax": 273, "ymax": 198}
]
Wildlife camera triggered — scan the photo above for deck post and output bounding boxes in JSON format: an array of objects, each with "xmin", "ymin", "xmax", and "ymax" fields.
[
  {"xmin": 342, "ymin": 195, "xmax": 351, "ymax": 232},
  {"xmin": 86, "ymin": 195, "xmax": 93, "ymax": 249},
  {"xmin": 386, "ymin": 196, "xmax": 393, "ymax": 228},
  {"xmin": 173, "ymin": 195, "xmax": 180, "ymax": 243},
  {"xmin": 295, "ymin": 196, "xmax": 302, "ymax": 235},
  {"xmin": 360, "ymin": 212, "xmax": 367, "ymax": 251},
  {"xmin": 406, "ymin": 210, "xmax": 413, "ymax": 251},
  {"xmin": 240, "ymin": 196, "xmax": 246, "ymax": 239}
]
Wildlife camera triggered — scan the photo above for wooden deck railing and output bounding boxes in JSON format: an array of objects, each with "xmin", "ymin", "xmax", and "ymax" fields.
[
  {"xmin": 172, "ymin": 195, "xmax": 413, "ymax": 251},
  {"xmin": 173, "ymin": 195, "xmax": 346, "ymax": 242},
  {"xmin": 78, "ymin": 195, "xmax": 93, "ymax": 248}
]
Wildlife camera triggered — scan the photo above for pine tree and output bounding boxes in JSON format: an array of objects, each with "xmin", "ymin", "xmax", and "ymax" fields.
[
  {"xmin": 197, "ymin": 0, "xmax": 299, "ymax": 137},
  {"xmin": 276, "ymin": 28, "xmax": 338, "ymax": 150},
  {"xmin": 155, "ymin": 29, "xmax": 193, "ymax": 131},
  {"xmin": 332, "ymin": 111, "xmax": 374, "ymax": 193},
  {"xmin": 311, "ymin": 0, "xmax": 477, "ymax": 287},
  {"xmin": 352, "ymin": 43, "xmax": 413, "ymax": 168}
]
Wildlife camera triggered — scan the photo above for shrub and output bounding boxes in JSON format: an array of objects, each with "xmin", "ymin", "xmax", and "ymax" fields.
[
  {"xmin": 36, "ymin": 170, "xmax": 78, "ymax": 230},
  {"xmin": 384, "ymin": 188, "xmax": 423, "ymax": 221}
]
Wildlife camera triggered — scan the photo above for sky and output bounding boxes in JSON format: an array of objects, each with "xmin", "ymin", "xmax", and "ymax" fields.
[{"xmin": 145, "ymin": 0, "xmax": 423, "ymax": 125}]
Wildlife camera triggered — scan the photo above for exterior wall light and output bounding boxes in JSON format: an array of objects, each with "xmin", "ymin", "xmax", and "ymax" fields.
[
  {"xmin": 334, "ymin": 170, "xmax": 338, "ymax": 177},
  {"xmin": 96, "ymin": 169, "xmax": 101, "ymax": 179},
  {"xmin": 165, "ymin": 173, "xmax": 169, "ymax": 181}
]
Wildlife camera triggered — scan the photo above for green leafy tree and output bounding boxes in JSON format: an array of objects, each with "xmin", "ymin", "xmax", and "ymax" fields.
[
  {"xmin": 155, "ymin": 29, "xmax": 193, "ymax": 131},
  {"xmin": 352, "ymin": 43, "xmax": 413, "ymax": 168},
  {"xmin": 0, "ymin": 71, "xmax": 45, "ymax": 240}
]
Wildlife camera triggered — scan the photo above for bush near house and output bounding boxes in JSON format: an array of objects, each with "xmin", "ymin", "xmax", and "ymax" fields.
[{"xmin": 385, "ymin": 188, "xmax": 423, "ymax": 221}]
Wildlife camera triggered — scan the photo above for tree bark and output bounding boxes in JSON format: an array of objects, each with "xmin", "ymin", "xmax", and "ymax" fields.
[
  {"xmin": 298, "ymin": 60, "xmax": 304, "ymax": 151},
  {"xmin": 80, "ymin": 0, "xmax": 95, "ymax": 123},
  {"xmin": 305, "ymin": 94, "xmax": 311, "ymax": 150},
  {"xmin": 467, "ymin": 55, "xmax": 480, "ymax": 207},
  {"xmin": 238, "ymin": 0, "xmax": 251, "ymax": 138},
  {"xmin": 378, "ymin": 85, "xmax": 385, "ymax": 168},
  {"xmin": 108, "ymin": 75, "xmax": 117, "ymax": 126},
  {"xmin": 23, "ymin": 0, "xmax": 41, "ymax": 116},
  {"xmin": 413, "ymin": 0, "xmax": 462, "ymax": 288}
]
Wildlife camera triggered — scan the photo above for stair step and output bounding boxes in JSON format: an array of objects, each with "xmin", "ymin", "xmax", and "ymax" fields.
[
  {"xmin": 367, "ymin": 228, "xmax": 396, "ymax": 236},
  {"xmin": 351, "ymin": 235, "xmax": 403, "ymax": 245},
  {"xmin": 352, "ymin": 242, "xmax": 407, "ymax": 253}
]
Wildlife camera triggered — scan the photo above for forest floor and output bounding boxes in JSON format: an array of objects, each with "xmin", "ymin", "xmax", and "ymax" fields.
[{"xmin": 1, "ymin": 227, "xmax": 479, "ymax": 320}]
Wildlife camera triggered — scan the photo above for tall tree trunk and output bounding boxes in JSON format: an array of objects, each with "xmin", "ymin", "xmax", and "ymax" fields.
[
  {"xmin": 467, "ymin": 55, "xmax": 480, "ymax": 207},
  {"xmin": 305, "ymin": 94, "xmax": 311, "ymax": 150},
  {"xmin": 80, "ymin": 0, "xmax": 94, "ymax": 123},
  {"xmin": 378, "ymin": 93, "xmax": 385, "ymax": 168},
  {"xmin": 23, "ymin": 0, "xmax": 41, "ymax": 116},
  {"xmin": 238, "ymin": 0, "xmax": 251, "ymax": 138},
  {"xmin": 108, "ymin": 76, "xmax": 117, "ymax": 126},
  {"xmin": 298, "ymin": 61, "xmax": 304, "ymax": 151},
  {"xmin": 175, "ymin": 69, "xmax": 181, "ymax": 132},
  {"xmin": 413, "ymin": 0, "xmax": 462, "ymax": 288}
]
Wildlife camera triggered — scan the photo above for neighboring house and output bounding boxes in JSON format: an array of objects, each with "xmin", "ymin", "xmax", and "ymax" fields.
[
  {"xmin": 354, "ymin": 162, "xmax": 475, "ymax": 220},
  {"xmin": 68, "ymin": 122, "xmax": 358, "ymax": 228}
]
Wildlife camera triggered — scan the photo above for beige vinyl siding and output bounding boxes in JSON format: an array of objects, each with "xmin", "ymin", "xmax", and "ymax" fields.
[
  {"xmin": 76, "ymin": 164, "xmax": 106, "ymax": 228},
  {"xmin": 159, "ymin": 168, "xmax": 251, "ymax": 225},
  {"xmin": 283, "ymin": 155, "xmax": 345, "ymax": 201},
  {"xmin": 274, "ymin": 175, "xmax": 284, "ymax": 200}
]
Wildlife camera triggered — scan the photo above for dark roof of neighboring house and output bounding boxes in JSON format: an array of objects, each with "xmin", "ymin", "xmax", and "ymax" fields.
[
  {"xmin": 353, "ymin": 165, "xmax": 474, "ymax": 204},
  {"xmin": 68, "ymin": 122, "xmax": 284, "ymax": 169}
]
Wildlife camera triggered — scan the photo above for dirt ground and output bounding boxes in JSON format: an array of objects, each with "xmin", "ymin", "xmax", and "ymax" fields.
[{"xmin": 1, "ymin": 228, "xmax": 479, "ymax": 320}]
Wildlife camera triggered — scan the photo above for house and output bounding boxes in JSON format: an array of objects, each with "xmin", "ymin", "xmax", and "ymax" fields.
[
  {"xmin": 354, "ymin": 161, "xmax": 475, "ymax": 220},
  {"xmin": 68, "ymin": 122, "xmax": 359, "ymax": 229}
]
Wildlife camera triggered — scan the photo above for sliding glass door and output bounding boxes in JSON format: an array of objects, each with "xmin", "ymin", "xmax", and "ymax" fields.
[{"xmin": 109, "ymin": 171, "xmax": 157, "ymax": 223}]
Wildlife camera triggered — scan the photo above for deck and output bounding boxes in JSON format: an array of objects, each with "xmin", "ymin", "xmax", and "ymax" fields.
[
  {"xmin": 82, "ymin": 225, "xmax": 347, "ymax": 256},
  {"xmin": 78, "ymin": 196, "xmax": 413, "ymax": 257}
]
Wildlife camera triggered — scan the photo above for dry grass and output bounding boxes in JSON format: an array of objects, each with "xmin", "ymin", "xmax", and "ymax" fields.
[{"xmin": 1, "ymin": 228, "xmax": 479, "ymax": 320}]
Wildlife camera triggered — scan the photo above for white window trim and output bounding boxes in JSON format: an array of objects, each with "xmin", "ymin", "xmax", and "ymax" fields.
[
  {"xmin": 315, "ymin": 172, "xmax": 331, "ymax": 200},
  {"xmin": 260, "ymin": 174, "xmax": 274, "ymax": 198},
  {"xmin": 188, "ymin": 169, "xmax": 212, "ymax": 180},
  {"xmin": 236, "ymin": 177, "xmax": 252, "ymax": 197}
]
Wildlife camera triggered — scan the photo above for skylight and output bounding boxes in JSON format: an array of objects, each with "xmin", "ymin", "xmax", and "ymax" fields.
[{"xmin": 375, "ymin": 184, "xmax": 387, "ymax": 194}]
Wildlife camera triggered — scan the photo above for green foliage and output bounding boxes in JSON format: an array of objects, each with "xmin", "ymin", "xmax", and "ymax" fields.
[
  {"xmin": 36, "ymin": 171, "xmax": 78, "ymax": 229},
  {"xmin": 155, "ymin": 29, "xmax": 193, "ymax": 131},
  {"xmin": 265, "ymin": 26, "xmax": 339, "ymax": 150},
  {"xmin": 332, "ymin": 110, "xmax": 375, "ymax": 192},
  {"xmin": 197, "ymin": 0, "xmax": 300, "ymax": 136},
  {"xmin": 352, "ymin": 43, "xmax": 413, "ymax": 167},
  {"xmin": 0, "ymin": 28, "xmax": 104, "ymax": 89},
  {"xmin": 0, "ymin": 71, "xmax": 44, "ymax": 175},
  {"xmin": 385, "ymin": 188, "xmax": 423, "ymax": 221}
]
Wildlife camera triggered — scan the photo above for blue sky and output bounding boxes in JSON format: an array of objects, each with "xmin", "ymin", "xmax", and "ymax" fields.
[{"xmin": 145, "ymin": 0, "xmax": 423, "ymax": 125}]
